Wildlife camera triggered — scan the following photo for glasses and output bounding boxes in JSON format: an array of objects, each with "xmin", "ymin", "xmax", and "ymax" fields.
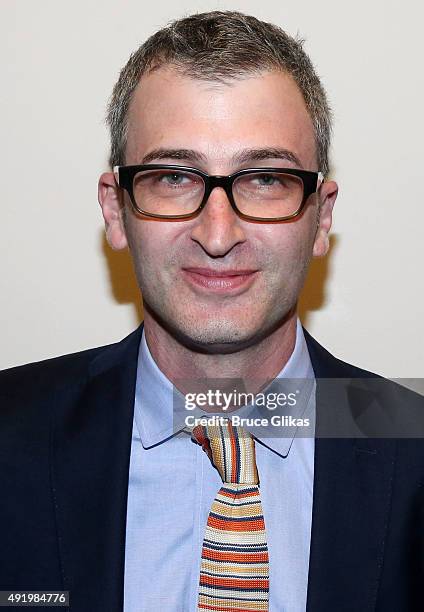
[{"xmin": 114, "ymin": 164, "xmax": 324, "ymax": 222}]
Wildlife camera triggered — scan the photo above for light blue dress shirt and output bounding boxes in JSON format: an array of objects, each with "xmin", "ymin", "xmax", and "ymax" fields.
[{"xmin": 123, "ymin": 319, "xmax": 315, "ymax": 612}]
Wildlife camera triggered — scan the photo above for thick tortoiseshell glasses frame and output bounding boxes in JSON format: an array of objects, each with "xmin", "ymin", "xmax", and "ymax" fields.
[{"xmin": 113, "ymin": 164, "xmax": 324, "ymax": 222}]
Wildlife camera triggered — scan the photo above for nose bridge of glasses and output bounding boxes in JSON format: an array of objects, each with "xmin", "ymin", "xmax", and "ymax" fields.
[{"xmin": 203, "ymin": 175, "xmax": 235, "ymax": 208}]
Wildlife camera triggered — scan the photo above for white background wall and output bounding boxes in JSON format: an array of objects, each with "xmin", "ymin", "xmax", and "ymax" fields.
[{"xmin": 1, "ymin": 0, "xmax": 422, "ymax": 377}]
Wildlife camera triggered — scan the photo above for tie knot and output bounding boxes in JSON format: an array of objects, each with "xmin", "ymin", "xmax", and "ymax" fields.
[{"xmin": 191, "ymin": 419, "xmax": 258, "ymax": 485}]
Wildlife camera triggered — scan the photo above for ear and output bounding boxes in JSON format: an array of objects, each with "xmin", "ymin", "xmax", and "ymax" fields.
[
  {"xmin": 312, "ymin": 180, "xmax": 338, "ymax": 257},
  {"xmin": 98, "ymin": 172, "xmax": 128, "ymax": 250}
]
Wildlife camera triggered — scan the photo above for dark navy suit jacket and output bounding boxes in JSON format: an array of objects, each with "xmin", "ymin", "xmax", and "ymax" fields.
[{"xmin": 1, "ymin": 325, "xmax": 423, "ymax": 611}]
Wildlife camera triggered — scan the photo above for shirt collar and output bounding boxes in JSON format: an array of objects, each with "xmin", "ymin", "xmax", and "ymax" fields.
[{"xmin": 134, "ymin": 318, "xmax": 315, "ymax": 458}]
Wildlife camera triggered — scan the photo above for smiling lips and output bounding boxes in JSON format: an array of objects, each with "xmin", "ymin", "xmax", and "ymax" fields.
[{"xmin": 182, "ymin": 267, "xmax": 258, "ymax": 292}]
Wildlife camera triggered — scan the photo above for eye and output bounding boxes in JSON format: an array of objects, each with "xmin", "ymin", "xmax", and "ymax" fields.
[
  {"xmin": 159, "ymin": 172, "xmax": 192, "ymax": 186},
  {"xmin": 255, "ymin": 174, "xmax": 278, "ymax": 186},
  {"xmin": 241, "ymin": 172, "xmax": 290, "ymax": 191}
]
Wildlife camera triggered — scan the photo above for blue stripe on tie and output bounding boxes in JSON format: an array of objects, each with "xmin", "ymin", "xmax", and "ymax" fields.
[
  {"xmin": 201, "ymin": 570, "xmax": 269, "ymax": 580},
  {"xmin": 215, "ymin": 498, "xmax": 258, "ymax": 507},
  {"xmin": 208, "ymin": 511, "xmax": 264, "ymax": 522},
  {"xmin": 202, "ymin": 540, "xmax": 268, "ymax": 553},
  {"xmin": 199, "ymin": 583, "xmax": 268, "ymax": 593}
]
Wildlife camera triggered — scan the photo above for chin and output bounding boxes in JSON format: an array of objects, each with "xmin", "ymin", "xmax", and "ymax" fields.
[
  {"xmin": 145, "ymin": 298, "xmax": 292, "ymax": 354},
  {"xmin": 168, "ymin": 314, "xmax": 276, "ymax": 354}
]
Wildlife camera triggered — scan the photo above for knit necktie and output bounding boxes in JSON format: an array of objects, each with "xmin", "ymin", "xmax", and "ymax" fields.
[{"xmin": 191, "ymin": 420, "xmax": 269, "ymax": 611}]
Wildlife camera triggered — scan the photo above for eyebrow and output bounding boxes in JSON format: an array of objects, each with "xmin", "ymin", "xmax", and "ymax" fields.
[{"xmin": 141, "ymin": 147, "xmax": 303, "ymax": 168}]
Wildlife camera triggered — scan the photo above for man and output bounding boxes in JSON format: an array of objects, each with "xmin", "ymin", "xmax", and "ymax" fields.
[{"xmin": 0, "ymin": 10, "xmax": 423, "ymax": 612}]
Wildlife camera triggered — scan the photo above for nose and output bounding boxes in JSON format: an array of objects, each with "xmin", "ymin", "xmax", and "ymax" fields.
[{"xmin": 190, "ymin": 186, "xmax": 246, "ymax": 257}]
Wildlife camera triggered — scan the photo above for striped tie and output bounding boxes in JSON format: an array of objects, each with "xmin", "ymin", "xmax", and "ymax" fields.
[{"xmin": 191, "ymin": 420, "xmax": 269, "ymax": 611}]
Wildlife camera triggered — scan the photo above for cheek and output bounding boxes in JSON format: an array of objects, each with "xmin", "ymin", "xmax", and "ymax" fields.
[
  {"xmin": 261, "ymin": 220, "xmax": 317, "ymax": 295},
  {"xmin": 125, "ymin": 223, "xmax": 157, "ymax": 278},
  {"xmin": 125, "ymin": 220, "xmax": 183, "ymax": 286},
  {"xmin": 263, "ymin": 220, "xmax": 315, "ymax": 266}
]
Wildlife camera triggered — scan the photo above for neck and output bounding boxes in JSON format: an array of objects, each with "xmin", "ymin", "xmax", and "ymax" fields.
[{"xmin": 143, "ymin": 309, "xmax": 298, "ymax": 396}]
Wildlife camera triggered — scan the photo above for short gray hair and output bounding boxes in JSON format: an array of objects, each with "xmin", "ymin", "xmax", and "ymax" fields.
[{"xmin": 106, "ymin": 10, "xmax": 332, "ymax": 176}]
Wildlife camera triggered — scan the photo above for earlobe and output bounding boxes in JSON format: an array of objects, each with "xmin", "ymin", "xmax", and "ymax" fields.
[
  {"xmin": 98, "ymin": 172, "xmax": 129, "ymax": 250},
  {"xmin": 312, "ymin": 180, "xmax": 338, "ymax": 258}
]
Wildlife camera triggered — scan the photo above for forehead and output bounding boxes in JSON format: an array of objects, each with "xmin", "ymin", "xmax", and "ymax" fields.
[{"xmin": 126, "ymin": 66, "xmax": 317, "ymax": 170}]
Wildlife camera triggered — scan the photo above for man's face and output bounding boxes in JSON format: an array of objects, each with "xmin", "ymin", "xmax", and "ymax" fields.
[{"xmin": 99, "ymin": 67, "xmax": 337, "ymax": 352}]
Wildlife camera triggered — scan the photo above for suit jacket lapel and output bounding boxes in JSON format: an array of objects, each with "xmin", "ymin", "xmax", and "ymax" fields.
[
  {"xmin": 304, "ymin": 330, "xmax": 396, "ymax": 611},
  {"xmin": 50, "ymin": 326, "xmax": 143, "ymax": 611}
]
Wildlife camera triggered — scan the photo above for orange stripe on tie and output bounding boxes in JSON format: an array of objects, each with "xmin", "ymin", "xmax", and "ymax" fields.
[
  {"xmin": 202, "ymin": 549, "xmax": 269, "ymax": 563},
  {"xmin": 228, "ymin": 422, "xmax": 237, "ymax": 483},
  {"xmin": 218, "ymin": 489, "xmax": 258, "ymax": 500},
  {"xmin": 207, "ymin": 516, "xmax": 265, "ymax": 531},
  {"xmin": 200, "ymin": 575, "xmax": 269, "ymax": 590},
  {"xmin": 198, "ymin": 604, "xmax": 266, "ymax": 611}
]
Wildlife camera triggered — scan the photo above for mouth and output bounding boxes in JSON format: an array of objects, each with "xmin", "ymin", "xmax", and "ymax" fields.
[{"xmin": 182, "ymin": 267, "xmax": 259, "ymax": 294}]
